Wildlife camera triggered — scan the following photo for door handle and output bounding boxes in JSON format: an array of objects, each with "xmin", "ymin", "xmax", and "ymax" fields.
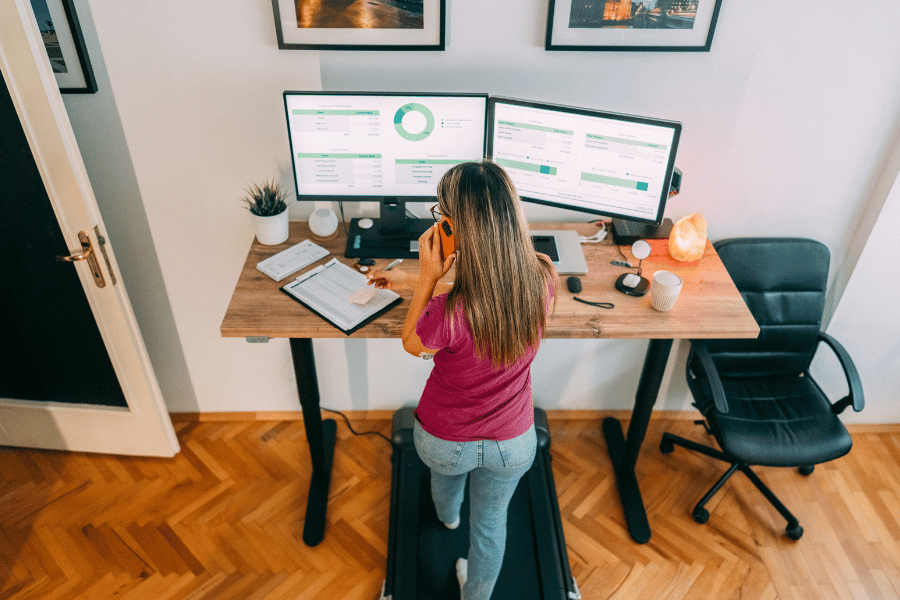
[
  {"xmin": 56, "ymin": 231, "xmax": 106, "ymax": 288},
  {"xmin": 57, "ymin": 249, "xmax": 91, "ymax": 262}
]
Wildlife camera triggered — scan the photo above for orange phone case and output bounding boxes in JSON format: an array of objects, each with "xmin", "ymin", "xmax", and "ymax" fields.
[{"xmin": 438, "ymin": 217, "xmax": 455, "ymax": 260}]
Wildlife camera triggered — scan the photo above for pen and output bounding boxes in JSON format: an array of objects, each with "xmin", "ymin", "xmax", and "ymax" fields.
[{"xmin": 384, "ymin": 259, "xmax": 403, "ymax": 271}]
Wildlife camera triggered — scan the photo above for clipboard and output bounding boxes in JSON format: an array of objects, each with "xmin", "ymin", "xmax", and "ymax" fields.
[{"xmin": 280, "ymin": 258, "xmax": 402, "ymax": 335}]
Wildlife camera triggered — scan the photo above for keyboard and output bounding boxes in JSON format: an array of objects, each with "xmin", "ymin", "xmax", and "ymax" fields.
[{"xmin": 256, "ymin": 240, "xmax": 330, "ymax": 281}]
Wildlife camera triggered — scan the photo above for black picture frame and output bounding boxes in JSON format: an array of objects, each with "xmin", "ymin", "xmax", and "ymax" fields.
[
  {"xmin": 546, "ymin": 0, "xmax": 724, "ymax": 52},
  {"xmin": 272, "ymin": 0, "xmax": 445, "ymax": 51},
  {"xmin": 30, "ymin": 0, "xmax": 97, "ymax": 93}
]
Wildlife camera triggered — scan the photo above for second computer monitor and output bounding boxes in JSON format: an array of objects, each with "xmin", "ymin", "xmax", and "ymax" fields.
[{"xmin": 488, "ymin": 97, "xmax": 681, "ymax": 227}]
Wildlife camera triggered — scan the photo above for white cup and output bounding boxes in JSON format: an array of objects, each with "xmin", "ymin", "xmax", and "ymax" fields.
[{"xmin": 650, "ymin": 270, "xmax": 683, "ymax": 311}]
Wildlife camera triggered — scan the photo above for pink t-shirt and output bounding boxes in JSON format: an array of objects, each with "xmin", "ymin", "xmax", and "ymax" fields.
[{"xmin": 414, "ymin": 285, "xmax": 553, "ymax": 442}]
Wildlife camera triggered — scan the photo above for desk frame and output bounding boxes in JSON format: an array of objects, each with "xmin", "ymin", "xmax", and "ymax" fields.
[
  {"xmin": 289, "ymin": 338, "xmax": 335, "ymax": 546},
  {"xmin": 604, "ymin": 339, "xmax": 673, "ymax": 543},
  {"xmin": 222, "ymin": 223, "xmax": 758, "ymax": 546}
]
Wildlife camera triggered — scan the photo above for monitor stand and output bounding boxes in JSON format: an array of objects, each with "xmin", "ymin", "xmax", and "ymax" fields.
[
  {"xmin": 344, "ymin": 197, "xmax": 432, "ymax": 259},
  {"xmin": 610, "ymin": 218, "xmax": 673, "ymax": 246}
]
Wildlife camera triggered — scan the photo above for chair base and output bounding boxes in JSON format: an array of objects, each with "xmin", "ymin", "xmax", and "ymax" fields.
[{"xmin": 660, "ymin": 432, "xmax": 805, "ymax": 540}]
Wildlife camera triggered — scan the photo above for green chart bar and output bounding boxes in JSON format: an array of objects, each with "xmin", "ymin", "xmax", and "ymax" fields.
[
  {"xmin": 292, "ymin": 110, "xmax": 380, "ymax": 116},
  {"xmin": 296, "ymin": 153, "xmax": 382, "ymax": 159},
  {"xmin": 395, "ymin": 159, "xmax": 467, "ymax": 165},
  {"xmin": 586, "ymin": 134, "xmax": 667, "ymax": 150},
  {"xmin": 498, "ymin": 121, "xmax": 573, "ymax": 136},
  {"xmin": 581, "ymin": 172, "xmax": 649, "ymax": 191},
  {"xmin": 497, "ymin": 158, "xmax": 557, "ymax": 176}
]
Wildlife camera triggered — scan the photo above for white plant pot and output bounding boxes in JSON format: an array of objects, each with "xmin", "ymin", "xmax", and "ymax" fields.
[{"xmin": 253, "ymin": 210, "xmax": 289, "ymax": 245}]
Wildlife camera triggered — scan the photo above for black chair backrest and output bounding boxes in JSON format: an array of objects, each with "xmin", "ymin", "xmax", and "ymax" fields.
[{"xmin": 699, "ymin": 238, "xmax": 830, "ymax": 379}]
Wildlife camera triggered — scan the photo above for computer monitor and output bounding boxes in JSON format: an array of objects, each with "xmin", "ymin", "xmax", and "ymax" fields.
[
  {"xmin": 487, "ymin": 96, "xmax": 682, "ymax": 246},
  {"xmin": 283, "ymin": 92, "xmax": 488, "ymax": 258}
]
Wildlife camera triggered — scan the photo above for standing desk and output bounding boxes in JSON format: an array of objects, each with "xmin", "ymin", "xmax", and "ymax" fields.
[{"xmin": 221, "ymin": 222, "xmax": 758, "ymax": 546}]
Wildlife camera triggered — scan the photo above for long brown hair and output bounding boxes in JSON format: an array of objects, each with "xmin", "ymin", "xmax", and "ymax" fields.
[{"xmin": 437, "ymin": 160, "xmax": 556, "ymax": 368}]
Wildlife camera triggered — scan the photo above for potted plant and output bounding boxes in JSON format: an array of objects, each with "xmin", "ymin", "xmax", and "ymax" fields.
[{"xmin": 240, "ymin": 179, "xmax": 291, "ymax": 245}]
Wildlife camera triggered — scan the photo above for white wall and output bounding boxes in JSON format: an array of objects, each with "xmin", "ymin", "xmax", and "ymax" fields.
[
  {"xmin": 321, "ymin": 1, "xmax": 900, "ymax": 416},
  {"xmin": 70, "ymin": 0, "xmax": 320, "ymax": 413},
  {"xmin": 64, "ymin": 0, "xmax": 900, "ymax": 418},
  {"xmin": 61, "ymin": 3, "xmax": 195, "ymax": 412},
  {"xmin": 811, "ymin": 131, "xmax": 900, "ymax": 424}
]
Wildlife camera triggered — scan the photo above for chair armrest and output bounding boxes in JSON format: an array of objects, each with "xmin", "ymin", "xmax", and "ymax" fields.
[
  {"xmin": 816, "ymin": 332, "xmax": 865, "ymax": 413},
  {"xmin": 689, "ymin": 341, "xmax": 729, "ymax": 414}
]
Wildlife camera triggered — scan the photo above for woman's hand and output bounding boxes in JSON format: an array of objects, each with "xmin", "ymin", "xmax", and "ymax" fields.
[
  {"xmin": 396, "ymin": 225, "xmax": 454, "ymax": 358},
  {"xmin": 366, "ymin": 268, "xmax": 414, "ymax": 291},
  {"xmin": 418, "ymin": 224, "xmax": 456, "ymax": 286}
]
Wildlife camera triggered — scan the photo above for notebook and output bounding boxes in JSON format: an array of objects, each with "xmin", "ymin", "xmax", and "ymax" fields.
[{"xmin": 280, "ymin": 258, "xmax": 402, "ymax": 335}]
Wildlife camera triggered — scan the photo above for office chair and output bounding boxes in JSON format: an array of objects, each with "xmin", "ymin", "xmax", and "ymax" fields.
[{"xmin": 660, "ymin": 238, "xmax": 864, "ymax": 540}]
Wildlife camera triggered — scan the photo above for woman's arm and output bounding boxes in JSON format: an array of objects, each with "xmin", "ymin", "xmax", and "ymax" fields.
[
  {"xmin": 401, "ymin": 279, "xmax": 442, "ymax": 357},
  {"xmin": 401, "ymin": 226, "xmax": 456, "ymax": 357},
  {"xmin": 368, "ymin": 225, "xmax": 455, "ymax": 357},
  {"xmin": 366, "ymin": 270, "xmax": 452, "ymax": 298}
]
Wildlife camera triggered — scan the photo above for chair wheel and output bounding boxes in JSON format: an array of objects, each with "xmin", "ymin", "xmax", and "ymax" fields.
[
  {"xmin": 693, "ymin": 507, "xmax": 709, "ymax": 524},
  {"xmin": 798, "ymin": 465, "xmax": 814, "ymax": 476},
  {"xmin": 786, "ymin": 524, "xmax": 803, "ymax": 540},
  {"xmin": 660, "ymin": 436, "xmax": 675, "ymax": 454}
]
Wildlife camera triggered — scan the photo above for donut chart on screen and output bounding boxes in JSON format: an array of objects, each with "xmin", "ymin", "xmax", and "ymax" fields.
[{"xmin": 394, "ymin": 103, "xmax": 435, "ymax": 141}]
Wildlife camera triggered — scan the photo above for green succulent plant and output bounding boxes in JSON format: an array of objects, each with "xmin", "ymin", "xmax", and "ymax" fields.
[{"xmin": 240, "ymin": 179, "xmax": 291, "ymax": 216}]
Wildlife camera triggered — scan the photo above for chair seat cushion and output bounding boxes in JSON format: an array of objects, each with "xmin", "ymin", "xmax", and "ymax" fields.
[{"xmin": 692, "ymin": 375, "xmax": 853, "ymax": 467}]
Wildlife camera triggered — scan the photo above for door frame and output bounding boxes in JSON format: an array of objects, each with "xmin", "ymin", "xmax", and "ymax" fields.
[{"xmin": 0, "ymin": 0, "xmax": 179, "ymax": 457}]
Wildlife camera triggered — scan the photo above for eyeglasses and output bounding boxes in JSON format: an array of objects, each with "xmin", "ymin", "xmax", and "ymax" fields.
[{"xmin": 430, "ymin": 204, "xmax": 446, "ymax": 222}]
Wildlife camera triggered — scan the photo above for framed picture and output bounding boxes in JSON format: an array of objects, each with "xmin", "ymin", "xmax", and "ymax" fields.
[
  {"xmin": 272, "ymin": 0, "xmax": 445, "ymax": 51},
  {"xmin": 546, "ymin": 0, "xmax": 724, "ymax": 52},
  {"xmin": 30, "ymin": 0, "xmax": 97, "ymax": 92}
]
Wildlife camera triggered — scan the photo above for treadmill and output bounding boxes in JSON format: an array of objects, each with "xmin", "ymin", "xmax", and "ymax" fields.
[{"xmin": 381, "ymin": 407, "xmax": 581, "ymax": 600}]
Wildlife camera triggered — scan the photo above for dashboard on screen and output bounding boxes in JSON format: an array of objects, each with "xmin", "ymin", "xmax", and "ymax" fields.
[
  {"xmin": 488, "ymin": 97, "xmax": 681, "ymax": 225},
  {"xmin": 284, "ymin": 92, "xmax": 488, "ymax": 200}
]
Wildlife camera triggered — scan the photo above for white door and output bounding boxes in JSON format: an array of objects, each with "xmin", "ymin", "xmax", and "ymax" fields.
[{"xmin": 0, "ymin": 0, "xmax": 179, "ymax": 457}]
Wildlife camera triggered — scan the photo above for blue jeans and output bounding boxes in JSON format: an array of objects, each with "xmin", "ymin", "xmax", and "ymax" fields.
[{"xmin": 414, "ymin": 421, "xmax": 537, "ymax": 600}]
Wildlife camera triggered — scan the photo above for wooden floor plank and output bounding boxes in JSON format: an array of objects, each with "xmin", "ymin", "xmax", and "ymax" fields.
[{"xmin": 2, "ymin": 415, "xmax": 900, "ymax": 599}]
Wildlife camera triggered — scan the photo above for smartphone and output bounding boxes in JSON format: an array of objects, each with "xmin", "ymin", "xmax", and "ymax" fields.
[{"xmin": 438, "ymin": 216, "xmax": 455, "ymax": 260}]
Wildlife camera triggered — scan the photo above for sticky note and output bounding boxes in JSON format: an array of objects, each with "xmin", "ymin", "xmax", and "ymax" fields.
[{"xmin": 347, "ymin": 287, "xmax": 377, "ymax": 305}]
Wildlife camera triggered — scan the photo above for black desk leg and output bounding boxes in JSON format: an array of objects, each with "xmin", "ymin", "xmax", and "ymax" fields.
[
  {"xmin": 602, "ymin": 338, "xmax": 673, "ymax": 544},
  {"xmin": 289, "ymin": 338, "xmax": 337, "ymax": 547}
]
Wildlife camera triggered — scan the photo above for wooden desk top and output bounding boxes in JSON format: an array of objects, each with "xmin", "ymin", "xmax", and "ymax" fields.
[{"xmin": 221, "ymin": 222, "xmax": 759, "ymax": 340}]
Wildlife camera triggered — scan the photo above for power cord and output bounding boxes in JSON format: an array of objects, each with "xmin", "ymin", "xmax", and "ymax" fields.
[
  {"xmin": 322, "ymin": 407, "xmax": 392, "ymax": 444},
  {"xmin": 336, "ymin": 199, "xmax": 350, "ymax": 236},
  {"xmin": 573, "ymin": 297, "xmax": 614, "ymax": 309},
  {"xmin": 578, "ymin": 220, "xmax": 609, "ymax": 244},
  {"xmin": 615, "ymin": 244, "xmax": 633, "ymax": 267}
]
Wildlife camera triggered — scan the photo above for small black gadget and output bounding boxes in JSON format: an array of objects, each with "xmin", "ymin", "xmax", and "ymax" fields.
[
  {"xmin": 567, "ymin": 276, "xmax": 613, "ymax": 308},
  {"xmin": 615, "ymin": 240, "xmax": 651, "ymax": 297},
  {"xmin": 532, "ymin": 235, "xmax": 560, "ymax": 262}
]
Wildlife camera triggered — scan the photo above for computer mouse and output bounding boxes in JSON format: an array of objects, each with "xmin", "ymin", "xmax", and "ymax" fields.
[
  {"xmin": 566, "ymin": 276, "xmax": 582, "ymax": 294},
  {"xmin": 358, "ymin": 218, "xmax": 374, "ymax": 229},
  {"xmin": 622, "ymin": 273, "xmax": 642, "ymax": 288}
]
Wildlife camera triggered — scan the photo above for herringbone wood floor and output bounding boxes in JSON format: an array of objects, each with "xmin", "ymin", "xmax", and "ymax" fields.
[{"xmin": 2, "ymin": 415, "xmax": 899, "ymax": 599}]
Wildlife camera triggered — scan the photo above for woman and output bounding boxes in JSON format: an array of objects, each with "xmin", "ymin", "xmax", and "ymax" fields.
[{"xmin": 367, "ymin": 160, "xmax": 556, "ymax": 600}]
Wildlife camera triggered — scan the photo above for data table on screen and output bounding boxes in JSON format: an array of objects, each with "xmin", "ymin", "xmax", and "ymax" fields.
[
  {"xmin": 285, "ymin": 94, "xmax": 488, "ymax": 199},
  {"xmin": 490, "ymin": 100, "xmax": 678, "ymax": 223}
]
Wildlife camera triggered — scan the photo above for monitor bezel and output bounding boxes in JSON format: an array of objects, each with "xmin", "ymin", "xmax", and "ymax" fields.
[
  {"xmin": 283, "ymin": 91, "xmax": 489, "ymax": 204},
  {"xmin": 487, "ymin": 96, "xmax": 682, "ymax": 226}
]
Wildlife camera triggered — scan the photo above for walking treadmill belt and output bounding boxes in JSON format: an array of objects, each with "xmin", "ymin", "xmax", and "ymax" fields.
[{"xmin": 382, "ymin": 407, "xmax": 580, "ymax": 600}]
